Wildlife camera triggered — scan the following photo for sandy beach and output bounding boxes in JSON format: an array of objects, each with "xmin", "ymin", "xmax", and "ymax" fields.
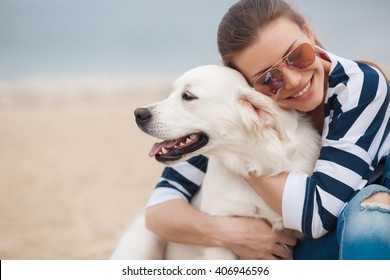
[
  {"xmin": 1, "ymin": 67, "xmax": 389, "ymax": 261},
  {"xmin": 0, "ymin": 76, "xmax": 174, "ymax": 259}
]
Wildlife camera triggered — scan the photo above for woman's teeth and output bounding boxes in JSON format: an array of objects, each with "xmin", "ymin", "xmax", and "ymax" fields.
[{"xmin": 292, "ymin": 80, "xmax": 311, "ymax": 98}]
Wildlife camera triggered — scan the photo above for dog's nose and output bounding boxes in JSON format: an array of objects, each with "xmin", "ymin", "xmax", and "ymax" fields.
[{"xmin": 134, "ymin": 108, "xmax": 152, "ymax": 126}]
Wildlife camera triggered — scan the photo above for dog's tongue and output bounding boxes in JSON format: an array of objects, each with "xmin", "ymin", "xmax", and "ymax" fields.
[{"xmin": 149, "ymin": 139, "xmax": 178, "ymax": 157}]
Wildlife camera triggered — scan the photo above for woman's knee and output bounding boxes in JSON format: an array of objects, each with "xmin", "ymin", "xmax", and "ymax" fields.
[
  {"xmin": 361, "ymin": 191, "xmax": 390, "ymax": 210},
  {"xmin": 337, "ymin": 185, "xmax": 390, "ymax": 259},
  {"xmin": 338, "ymin": 185, "xmax": 390, "ymax": 241},
  {"xmin": 339, "ymin": 185, "xmax": 390, "ymax": 232}
]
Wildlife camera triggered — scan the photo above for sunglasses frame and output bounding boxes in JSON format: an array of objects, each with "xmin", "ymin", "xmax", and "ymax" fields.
[{"xmin": 253, "ymin": 42, "xmax": 316, "ymax": 96}]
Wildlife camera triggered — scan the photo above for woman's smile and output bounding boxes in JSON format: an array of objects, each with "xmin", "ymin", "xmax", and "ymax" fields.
[
  {"xmin": 290, "ymin": 76, "xmax": 311, "ymax": 100},
  {"xmin": 286, "ymin": 75, "xmax": 314, "ymax": 101}
]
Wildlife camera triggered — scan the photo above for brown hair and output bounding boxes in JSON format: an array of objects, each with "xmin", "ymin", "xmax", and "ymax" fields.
[{"xmin": 217, "ymin": 0, "xmax": 320, "ymax": 68}]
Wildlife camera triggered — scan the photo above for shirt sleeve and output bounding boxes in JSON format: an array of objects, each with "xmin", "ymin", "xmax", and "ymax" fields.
[{"xmin": 147, "ymin": 155, "xmax": 208, "ymax": 207}]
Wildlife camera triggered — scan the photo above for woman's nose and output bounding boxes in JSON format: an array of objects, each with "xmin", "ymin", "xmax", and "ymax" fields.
[{"xmin": 279, "ymin": 64, "xmax": 302, "ymax": 90}]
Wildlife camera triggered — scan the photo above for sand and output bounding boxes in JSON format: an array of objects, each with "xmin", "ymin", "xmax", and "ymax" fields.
[
  {"xmin": 2, "ymin": 69, "xmax": 388, "ymax": 261},
  {"xmin": 0, "ymin": 76, "xmax": 174, "ymax": 259}
]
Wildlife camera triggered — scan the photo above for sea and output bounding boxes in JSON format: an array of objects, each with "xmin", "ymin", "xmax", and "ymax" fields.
[{"xmin": 0, "ymin": 0, "xmax": 389, "ymax": 80}]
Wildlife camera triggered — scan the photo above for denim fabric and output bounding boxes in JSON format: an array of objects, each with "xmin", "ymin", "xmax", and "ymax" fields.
[
  {"xmin": 338, "ymin": 184, "xmax": 390, "ymax": 259},
  {"xmin": 294, "ymin": 184, "xmax": 390, "ymax": 260}
]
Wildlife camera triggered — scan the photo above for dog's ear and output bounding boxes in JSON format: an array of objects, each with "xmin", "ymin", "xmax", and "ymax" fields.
[{"xmin": 238, "ymin": 89, "xmax": 290, "ymax": 141}]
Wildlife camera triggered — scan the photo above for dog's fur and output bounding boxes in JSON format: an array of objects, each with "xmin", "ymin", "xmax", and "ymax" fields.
[{"xmin": 111, "ymin": 65, "xmax": 321, "ymax": 259}]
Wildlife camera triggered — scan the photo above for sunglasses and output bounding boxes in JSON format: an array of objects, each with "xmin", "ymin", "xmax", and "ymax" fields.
[{"xmin": 253, "ymin": 43, "xmax": 316, "ymax": 96}]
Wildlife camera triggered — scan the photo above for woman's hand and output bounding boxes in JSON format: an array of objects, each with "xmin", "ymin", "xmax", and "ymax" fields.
[
  {"xmin": 146, "ymin": 199, "xmax": 297, "ymax": 260},
  {"xmin": 208, "ymin": 215, "xmax": 296, "ymax": 260}
]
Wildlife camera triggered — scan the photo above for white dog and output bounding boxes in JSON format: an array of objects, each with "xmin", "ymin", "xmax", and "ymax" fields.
[{"xmin": 111, "ymin": 65, "xmax": 321, "ymax": 259}]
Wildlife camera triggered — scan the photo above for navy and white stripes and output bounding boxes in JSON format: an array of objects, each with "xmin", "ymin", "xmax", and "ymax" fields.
[{"xmin": 147, "ymin": 155, "xmax": 208, "ymax": 207}]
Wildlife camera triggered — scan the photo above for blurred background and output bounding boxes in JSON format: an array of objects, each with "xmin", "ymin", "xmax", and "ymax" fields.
[
  {"xmin": 1, "ymin": 0, "xmax": 389, "ymax": 79},
  {"xmin": 0, "ymin": 0, "xmax": 389, "ymax": 260}
]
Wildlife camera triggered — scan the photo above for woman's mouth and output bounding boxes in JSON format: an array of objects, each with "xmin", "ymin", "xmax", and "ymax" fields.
[{"xmin": 289, "ymin": 77, "xmax": 313, "ymax": 100}]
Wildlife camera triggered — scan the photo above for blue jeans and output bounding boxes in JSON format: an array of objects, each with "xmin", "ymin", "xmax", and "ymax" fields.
[{"xmin": 293, "ymin": 158, "xmax": 390, "ymax": 260}]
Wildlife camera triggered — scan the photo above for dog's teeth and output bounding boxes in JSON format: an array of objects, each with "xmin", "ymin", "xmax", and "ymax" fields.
[
  {"xmin": 161, "ymin": 147, "xmax": 168, "ymax": 154},
  {"xmin": 189, "ymin": 134, "xmax": 197, "ymax": 140},
  {"xmin": 186, "ymin": 138, "xmax": 192, "ymax": 143},
  {"xmin": 179, "ymin": 142, "xmax": 186, "ymax": 147}
]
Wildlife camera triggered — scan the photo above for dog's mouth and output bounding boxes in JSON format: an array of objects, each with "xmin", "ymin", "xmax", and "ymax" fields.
[{"xmin": 148, "ymin": 132, "xmax": 209, "ymax": 163}]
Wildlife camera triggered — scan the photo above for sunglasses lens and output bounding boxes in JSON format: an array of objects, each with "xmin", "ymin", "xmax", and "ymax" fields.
[
  {"xmin": 254, "ymin": 68, "xmax": 284, "ymax": 95},
  {"xmin": 286, "ymin": 43, "xmax": 315, "ymax": 69},
  {"xmin": 254, "ymin": 43, "xmax": 315, "ymax": 96}
]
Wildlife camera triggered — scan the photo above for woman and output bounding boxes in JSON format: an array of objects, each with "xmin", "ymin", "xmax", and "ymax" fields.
[{"xmin": 145, "ymin": 0, "xmax": 390, "ymax": 259}]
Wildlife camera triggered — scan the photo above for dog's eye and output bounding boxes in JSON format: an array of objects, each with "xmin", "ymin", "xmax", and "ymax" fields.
[{"xmin": 182, "ymin": 91, "xmax": 198, "ymax": 101}]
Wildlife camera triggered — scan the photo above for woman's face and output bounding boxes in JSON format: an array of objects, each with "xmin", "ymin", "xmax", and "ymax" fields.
[{"xmin": 233, "ymin": 17, "xmax": 330, "ymax": 112}]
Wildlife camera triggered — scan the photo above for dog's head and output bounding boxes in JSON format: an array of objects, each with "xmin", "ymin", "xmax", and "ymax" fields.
[{"xmin": 134, "ymin": 65, "xmax": 297, "ymax": 167}]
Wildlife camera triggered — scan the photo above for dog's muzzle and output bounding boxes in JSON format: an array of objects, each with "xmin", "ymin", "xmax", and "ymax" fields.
[{"xmin": 134, "ymin": 106, "xmax": 209, "ymax": 164}]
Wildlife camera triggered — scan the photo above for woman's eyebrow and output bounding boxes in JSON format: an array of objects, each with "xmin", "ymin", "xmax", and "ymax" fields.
[{"xmin": 250, "ymin": 39, "xmax": 299, "ymax": 80}]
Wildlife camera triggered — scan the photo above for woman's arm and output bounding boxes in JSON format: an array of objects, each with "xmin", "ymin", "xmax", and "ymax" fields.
[
  {"xmin": 145, "ymin": 199, "xmax": 217, "ymax": 246},
  {"xmin": 247, "ymin": 172, "xmax": 288, "ymax": 215},
  {"xmin": 145, "ymin": 198, "xmax": 297, "ymax": 259}
]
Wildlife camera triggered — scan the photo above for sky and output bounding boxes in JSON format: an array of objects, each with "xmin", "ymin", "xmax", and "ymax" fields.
[{"xmin": 0, "ymin": 0, "xmax": 389, "ymax": 79}]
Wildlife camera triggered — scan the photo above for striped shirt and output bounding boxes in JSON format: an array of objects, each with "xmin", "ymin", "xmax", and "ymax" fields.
[{"xmin": 147, "ymin": 49, "xmax": 390, "ymax": 239}]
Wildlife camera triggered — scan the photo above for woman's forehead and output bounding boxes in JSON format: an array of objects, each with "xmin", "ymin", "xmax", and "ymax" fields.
[{"xmin": 233, "ymin": 18, "xmax": 310, "ymax": 80}]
